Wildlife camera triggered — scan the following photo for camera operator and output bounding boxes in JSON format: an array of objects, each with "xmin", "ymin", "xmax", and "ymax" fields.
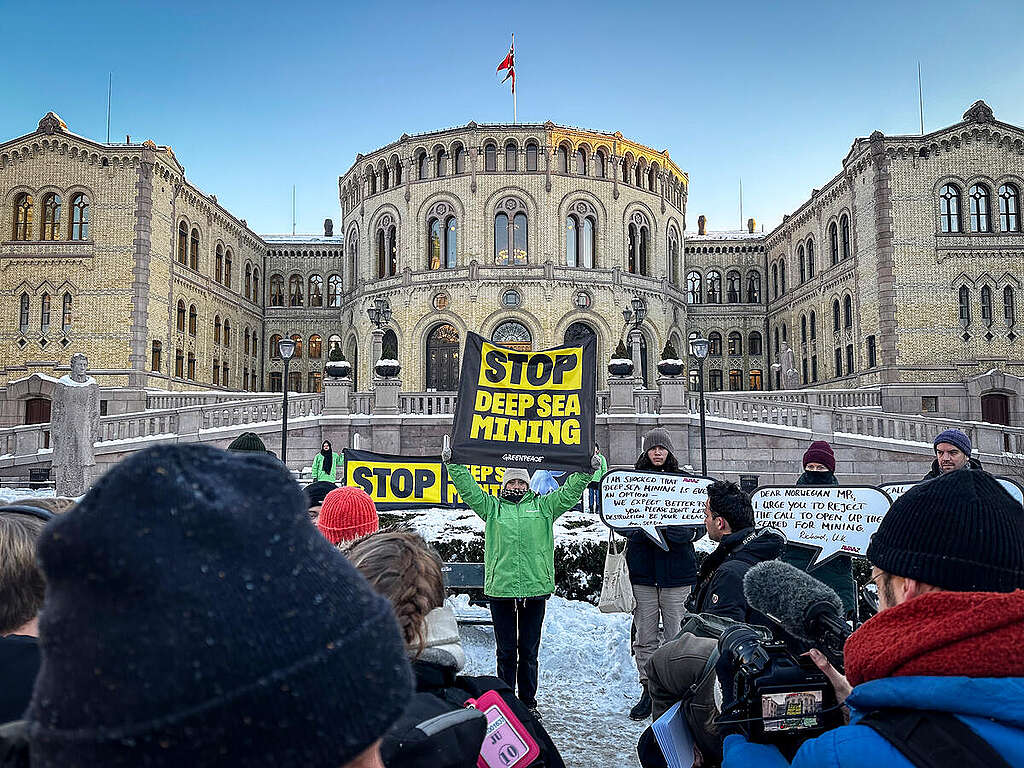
[{"xmin": 721, "ymin": 468, "xmax": 1024, "ymax": 768}]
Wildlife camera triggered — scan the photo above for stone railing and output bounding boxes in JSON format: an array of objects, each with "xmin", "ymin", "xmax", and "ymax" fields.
[
  {"xmin": 145, "ymin": 391, "xmax": 279, "ymax": 410},
  {"xmin": 690, "ymin": 393, "xmax": 813, "ymax": 429},
  {"xmin": 834, "ymin": 409, "xmax": 1024, "ymax": 456},
  {"xmin": 400, "ymin": 392, "xmax": 458, "ymax": 415},
  {"xmin": 710, "ymin": 389, "xmax": 881, "ymax": 408}
]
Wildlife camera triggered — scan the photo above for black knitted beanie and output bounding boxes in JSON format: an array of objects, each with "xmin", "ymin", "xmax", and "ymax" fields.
[
  {"xmin": 26, "ymin": 444, "xmax": 412, "ymax": 767},
  {"xmin": 868, "ymin": 469, "xmax": 1024, "ymax": 592}
]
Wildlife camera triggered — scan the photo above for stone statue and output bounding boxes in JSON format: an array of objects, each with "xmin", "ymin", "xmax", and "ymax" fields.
[
  {"xmin": 324, "ymin": 218, "xmax": 334, "ymax": 237},
  {"xmin": 779, "ymin": 342, "xmax": 800, "ymax": 390},
  {"xmin": 51, "ymin": 353, "xmax": 101, "ymax": 496}
]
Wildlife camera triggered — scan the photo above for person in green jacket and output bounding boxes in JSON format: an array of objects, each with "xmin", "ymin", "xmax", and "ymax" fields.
[
  {"xmin": 443, "ymin": 447, "xmax": 605, "ymax": 718},
  {"xmin": 311, "ymin": 440, "xmax": 344, "ymax": 483}
]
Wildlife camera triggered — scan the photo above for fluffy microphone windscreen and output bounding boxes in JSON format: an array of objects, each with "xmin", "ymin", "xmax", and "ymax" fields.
[{"xmin": 743, "ymin": 560, "xmax": 844, "ymax": 642}]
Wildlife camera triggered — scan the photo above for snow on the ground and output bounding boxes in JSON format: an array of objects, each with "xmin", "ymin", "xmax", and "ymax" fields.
[
  {"xmin": 452, "ymin": 593, "xmax": 648, "ymax": 768},
  {"xmin": 0, "ymin": 487, "xmax": 56, "ymax": 503}
]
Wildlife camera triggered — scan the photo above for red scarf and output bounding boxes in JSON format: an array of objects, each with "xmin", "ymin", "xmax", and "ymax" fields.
[{"xmin": 845, "ymin": 590, "xmax": 1024, "ymax": 687}]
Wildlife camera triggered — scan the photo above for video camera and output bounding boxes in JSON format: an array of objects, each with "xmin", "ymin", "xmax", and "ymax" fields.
[{"xmin": 714, "ymin": 560, "xmax": 852, "ymax": 755}]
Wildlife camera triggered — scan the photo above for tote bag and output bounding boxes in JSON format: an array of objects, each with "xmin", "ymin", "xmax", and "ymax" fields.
[{"xmin": 599, "ymin": 530, "xmax": 635, "ymax": 613}]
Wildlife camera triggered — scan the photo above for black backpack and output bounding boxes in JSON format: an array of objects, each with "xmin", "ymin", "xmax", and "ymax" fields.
[{"xmin": 860, "ymin": 708, "xmax": 1011, "ymax": 768}]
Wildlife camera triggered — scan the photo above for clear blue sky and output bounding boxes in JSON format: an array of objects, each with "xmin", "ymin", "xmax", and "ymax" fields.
[{"xmin": 3, "ymin": 0, "xmax": 1022, "ymax": 236}]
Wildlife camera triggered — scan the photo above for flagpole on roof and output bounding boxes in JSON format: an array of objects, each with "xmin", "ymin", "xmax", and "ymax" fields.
[{"xmin": 512, "ymin": 34, "xmax": 516, "ymax": 124}]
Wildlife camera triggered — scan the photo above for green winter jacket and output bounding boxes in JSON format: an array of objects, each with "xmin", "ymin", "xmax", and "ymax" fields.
[
  {"xmin": 311, "ymin": 452, "xmax": 344, "ymax": 483},
  {"xmin": 448, "ymin": 458, "xmax": 606, "ymax": 598}
]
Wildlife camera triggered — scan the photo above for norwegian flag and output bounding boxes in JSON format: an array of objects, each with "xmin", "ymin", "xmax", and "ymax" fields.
[{"xmin": 497, "ymin": 36, "xmax": 515, "ymax": 93}]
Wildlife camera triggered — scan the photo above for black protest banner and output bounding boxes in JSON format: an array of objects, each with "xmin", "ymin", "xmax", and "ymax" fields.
[
  {"xmin": 343, "ymin": 449, "xmax": 576, "ymax": 510},
  {"xmin": 449, "ymin": 332, "xmax": 596, "ymax": 471}
]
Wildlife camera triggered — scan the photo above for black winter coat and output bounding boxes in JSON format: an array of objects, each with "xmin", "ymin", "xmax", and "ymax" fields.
[
  {"xmin": 687, "ymin": 527, "xmax": 785, "ymax": 622},
  {"xmin": 381, "ymin": 660, "xmax": 565, "ymax": 768},
  {"xmin": 623, "ymin": 452, "xmax": 701, "ymax": 588},
  {"xmin": 922, "ymin": 456, "xmax": 984, "ymax": 480}
]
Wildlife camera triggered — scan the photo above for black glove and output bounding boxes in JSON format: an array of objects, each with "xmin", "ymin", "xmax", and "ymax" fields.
[{"xmin": 714, "ymin": 651, "xmax": 746, "ymax": 739}]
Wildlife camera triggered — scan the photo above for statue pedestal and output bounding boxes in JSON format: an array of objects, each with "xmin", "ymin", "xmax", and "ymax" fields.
[{"xmin": 323, "ymin": 377, "xmax": 352, "ymax": 415}]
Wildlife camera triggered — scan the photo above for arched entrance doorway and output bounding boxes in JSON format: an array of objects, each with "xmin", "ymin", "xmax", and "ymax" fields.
[
  {"xmin": 981, "ymin": 392, "xmax": 1010, "ymax": 425},
  {"xmin": 426, "ymin": 324, "xmax": 461, "ymax": 391},
  {"xmin": 492, "ymin": 320, "xmax": 533, "ymax": 352},
  {"xmin": 564, "ymin": 321, "xmax": 597, "ymax": 348}
]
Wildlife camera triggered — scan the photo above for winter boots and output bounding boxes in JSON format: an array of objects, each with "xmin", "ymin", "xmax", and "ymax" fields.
[{"xmin": 630, "ymin": 682, "xmax": 652, "ymax": 720}]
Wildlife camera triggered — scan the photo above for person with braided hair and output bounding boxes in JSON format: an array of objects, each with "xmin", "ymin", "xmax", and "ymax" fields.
[{"xmin": 347, "ymin": 531, "xmax": 565, "ymax": 768}]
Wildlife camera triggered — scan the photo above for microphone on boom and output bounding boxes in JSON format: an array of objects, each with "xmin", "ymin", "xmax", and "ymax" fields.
[{"xmin": 742, "ymin": 559, "xmax": 851, "ymax": 671}]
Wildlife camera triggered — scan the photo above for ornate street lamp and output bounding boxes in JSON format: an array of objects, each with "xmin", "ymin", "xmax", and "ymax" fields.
[
  {"xmin": 690, "ymin": 336, "xmax": 710, "ymax": 475},
  {"xmin": 368, "ymin": 296, "xmax": 393, "ymax": 329},
  {"xmin": 278, "ymin": 337, "xmax": 296, "ymax": 465}
]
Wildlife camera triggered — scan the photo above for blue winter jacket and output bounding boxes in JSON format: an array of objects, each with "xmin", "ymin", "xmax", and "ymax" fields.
[{"xmin": 723, "ymin": 674, "xmax": 1024, "ymax": 767}]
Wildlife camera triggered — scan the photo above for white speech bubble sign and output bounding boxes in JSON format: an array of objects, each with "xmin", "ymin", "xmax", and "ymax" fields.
[
  {"xmin": 751, "ymin": 485, "xmax": 893, "ymax": 567},
  {"xmin": 883, "ymin": 477, "xmax": 1024, "ymax": 507},
  {"xmin": 599, "ymin": 469, "xmax": 713, "ymax": 550}
]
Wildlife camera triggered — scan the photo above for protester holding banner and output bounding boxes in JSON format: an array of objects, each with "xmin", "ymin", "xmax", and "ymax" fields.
[
  {"xmin": 311, "ymin": 439, "xmax": 344, "ymax": 482},
  {"xmin": 346, "ymin": 530, "xmax": 565, "ymax": 768},
  {"xmin": 780, "ymin": 440, "xmax": 857, "ymax": 618},
  {"xmin": 442, "ymin": 444, "xmax": 604, "ymax": 718},
  {"xmin": 624, "ymin": 427, "xmax": 702, "ymax": 721},
  {"xmin": 922, "ymin": 428, "xmax": 983, "ymax": 480}
]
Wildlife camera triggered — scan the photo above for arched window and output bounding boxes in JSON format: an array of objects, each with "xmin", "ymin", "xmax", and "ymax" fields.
[
  {"xmin": 328, "ymin": 274, "xmax": 343, "ymax": 307},
  {"xmin": 999, "ymin": 184, "xmax": 1020, "ymax": 232},
  {"xmin": 798, "ymin": 245, "xmax": 806, "ymax": 283},
  {"xmin": 706, "ymin": 271, "xmax": 722, "ymax": 304},
  {"xmin": 829, "ymin": 222, "xmax": 839, "ymax": 265},
  {"xmin": 290, "ymin": 333, "xmax": 302, "ymax": 359},
  {"xmin": 627, "ymin": 212, "xmax": 649, "ymax": 275},
  {"xmin": 565, "ymin": 215, "xmax": 578, "ymax": 267},
  {"xmin": 189, "ymin": 228, "xmax": 200, "ymax": 270},
  {"xmin": 380, "ymin": 164, "xmax": 390, "ymax": 190},
  {"xmin": 576, "ymin": 147, "xmax": 587, "ymax": 175},
  {"xmin": 557, "ymin": 145, "xmax": 569, "ymax": 174},
  {"xmin": 289, "ymin": 274, "xmax": 303, "ymax": 306},
  {"xmin": 174, "ymin": 348, "xmax": 184, "ymax": 377},
  {"xmin": 309, "ymin": 334, "xmax": 322, "ymax": 359},
  {"xmin": 18, "ymin": 292, "xmax": 29, "ymax": 332},
  {"xmin": 726, "ymin": 270, "xmax": 741, "ymax": 303},
  {"xmin": 939, "ymin": 185, "xmax": 962, "ymax": 233},
  {"xmin": 418, "ymin": 151, "xmax": 429, "ymax": 179},
  {"xmin": 189, "ymin": 352, "xmax": 198, "ymax": 380},
  {"xmin": 188, "ymin": 304, "xmax": 197, "ymax": 336},
  {"xmin": 252, "ymin": 268, "xmax": 259, "ymax": 304},
  {"xmin": 746, "ymin": 271, "xmax": 761, "ymax": 303},
  {"xmin": 243, "ymin": 261, "xmax": 250, "ymax": 297},
  {"xmin": 833, "ymin": 299, "xmax": 841, "ymax": 332},
  {"xmin": 173, "ymin": 299, "xmax": 186, "ymax": 332},
  {"xmin": 780, "ymin": 260, "xmax": 787, "ymax": 294},
  {"xmin": 270, "ymin": 274, "xmax": 284, "ymax": 306},
  {"xmin": 727, "ymin": 331, "xmax": 742, "ymax": 356},
  {"xmin": 505, "ymin": 141, "xmax": 517, "ymax": 171},
  {"xmin": 649, "ymin": 167, "xmax": 657, "ymax": 191},
  {"xmin": 981, "ymin": 285, "xmax": 993, "ymax": 322},
  {"xmin": 13, "ymin": 193, "xmax": 33, "ymax": 241},
  {"xmin": 771, "ymin": 263, "xmax": 779, "ymax": 299},
  {"xmin": 492, "ymin": 320, "xmax": 533, "ymax": 351},
  {"xmin": 622, "ymin": 156, "xmax": 630, "ymax": 184},
  {"xmin": 224, "ymin": 249, "xmax": 232, "ymax": 287},
  {"xmin": 435, "ymin": 147, "xmax": 447, "ymax": 177},
  {"xmin": 327, "ymin": 334, "xmax": 342, "ymax": 356},
  {"xmin": 708, "ymin": 331, "xmax": 722, "ymax": 357},
  {"xmin": 453, "ymin": 145, "xmax": 465, "ymax": 174},
  {"xmin": 525, "ymin": 141, "xmax": 538, "ymax": 172},
  {"xmin": 213, "ymin": 359, "xmax": 220, "ymax": 386},
  {"xmin": 959, "ymin": 286, "xmax": 971, "ymax": 324},
  {"xmin": 214, "ymin": 315, "xmax": 222, "ymax": 344},
  {"xmin": 807, "ymin": 238, "xmax": 815, "ymax": 278},
  {"xmin": 635, "ymin": 162, "xmax": 643, "ymax": 187},
  {"xmin": 61, "ymin": 293, "xmax": 72, "ymax": 333},
  {"xmin": 41, "ymin": 194, "xmax": 61, "ymax": 240},
  {"xmin": 347, "ymin": 230, "xmax": 359, "ymax": 288},
  {"xmin": 1005, "ymin": 286, "xmax": 1016, "ymax": 325},
  {"xmin": 485, "ymin": 142, "xmax": 497, "ymax": 172},
  {"xmin": 810, "ymin": 311, "xmax": 817, "ymax": 340},
  {"xmin": 394, "ymin": 158, "xmax": 403, "ymax": 184},
  {"xmin": 367, "ymin": 169, "xmax": 377, "ymax": 195},
  {"xmin": 494, "ymin": 199, "xmax": 528, "ymax": 265},
  {"xmin": 308, "ymin": 274, "xmax": 323, "ymax": 307},
  {"xmin": 969, "ymin": 184, "xmax": 991, "ymax": 232},
  {"xmin": 843, "ymin": 295, "xmax": 853, "ymax": 329},
  {"xmin": 426, "ymin": 323, "xmax": 461, "ymax": 391},
  {"xmin": 748, "ymin": 331, "xmax": 763, "ymax": 356},
  {"xmin": 801, "ymin": 315, "xmax": 807, "ymax": 344},
  {"xmin": 69, "ymin": 193, "xmax": 89, "ymax": 240},
  {"xmin": 251, "ymin": 334, "xmax": 257, "ymax": 359},
  {"xmin": 667, "ymin": 229, "xmax": 680, "ymax": 285},
  {"xmin": 177, "ymin": 221, "xmax": 188, "ymax": 264},
  {"xmin": 216, "ymin": 245, "xmax": 224, "ymax": 283},
  {"xmin": 594, "ymin": 150, "xmax": 606, "ymax": 178},
  {"xmin": 375, "ymin": 216, "xmax": 397, "ymax": 277},
  {"xmin": 244, "ymin": 328, "xmax": 250, "ymax": 356},
  {"xmin": 151, "ymin": 340, "xmax": 162, "ymax": 372},
  {"xmin": 687, "ymin": 271, "xmax": 702, "ymax": 304},
  {"xmin": 840, "ymin": 215, "xmax": 851, "ymax": 258},
  {"xmin": 39, "ymin": 293, "xmax": 50, "ymax": 330},
  {"xmin": 270, "ymin": 334, "xmax": 282, "ymax": 359}
]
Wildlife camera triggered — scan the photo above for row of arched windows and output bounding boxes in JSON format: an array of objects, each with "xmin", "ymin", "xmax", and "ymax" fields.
[
  {"xmin": 769, "ymin": 214, "xmax": 853, "ymax": 300},
  {"xmin": 268, "ymin": 274, "xmax": 344, "ymax": 308},
  {"xmin": 958, "ymin": 284, "xmax": 1017, "ymax": 326},
  {"xmin": 940, "ymin": 182, "xmax": 1020, "ymax": 233},
  {"xmin": 701, "ymin": 330, "xmax": 765, "ymax": 357},
  {"xmin": 268, "ymin": 333, "xmax": 340, "ymax": 360},
  {"xmin": 17, "ymin": 292, "xmax": 72, "ymax": 334},
  {"xmin": 686, "ymin": 270, "xmax": 762, "ymax": 304},
  {"xmin": 12, "ymin": 192, "xmax": 89, "ymax": 241}
]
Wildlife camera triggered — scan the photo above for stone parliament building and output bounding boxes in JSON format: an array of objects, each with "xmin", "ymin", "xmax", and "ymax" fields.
[{"xmin": 1, "ymin": 101, "xmax": 1022, "ymax": 440}]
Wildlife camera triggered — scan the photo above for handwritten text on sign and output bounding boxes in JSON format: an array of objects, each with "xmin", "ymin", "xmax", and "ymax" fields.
[
  {"xmin": 599, "ymin": 470, "xmax": 713, "ymax": 550},
  {"xmin": 751, "ymin": 485, "xmax": 893, "ymax": 567}
]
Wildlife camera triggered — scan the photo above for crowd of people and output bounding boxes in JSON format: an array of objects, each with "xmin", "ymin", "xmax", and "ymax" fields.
[{"xmin": 0, "ymin": 423, "xmax": 1020, "ymax": 767}]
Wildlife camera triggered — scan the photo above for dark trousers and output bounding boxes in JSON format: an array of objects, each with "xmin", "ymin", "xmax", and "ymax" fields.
[{"xmin": 489, "ymin": 596, "xmax": 547, "ymax": 708}]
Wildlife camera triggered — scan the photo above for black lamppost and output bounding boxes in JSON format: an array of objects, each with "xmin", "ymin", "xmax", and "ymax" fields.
[
  {"xmin": 621, "ymin": 296, "xmax": 647, "ymax": 381},
  {"xmin": 278, "ymin": 337, "xmax": 296, "ymax": 464},
  {"xmin": 690, "ymin": 336, "xmax": 710, "ymax": 476},
  {"xmin": 368, "ymin": 296, "xmax": 393, "ymax": 332}
]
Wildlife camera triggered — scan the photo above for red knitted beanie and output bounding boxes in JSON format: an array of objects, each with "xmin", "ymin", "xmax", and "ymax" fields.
[
  {"xmin": 802, "ymin": 440, "xmax": 835, "ymax": 472},
  {"xmin": 317, "ymin": 486, "xmax": 379, "ymax": 545}
]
